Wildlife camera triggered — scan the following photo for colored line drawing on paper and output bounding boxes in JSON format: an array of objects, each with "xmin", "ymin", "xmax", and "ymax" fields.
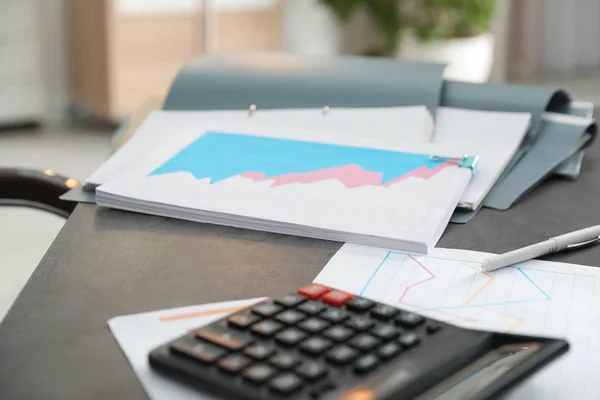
[
  {"xmin": 517, "ymin": 267, "xmax": 551, "ymax": 299},
  {"xmin": 150, "ymin": 131, "xmax": 455, "ymax": 188},
  {"xmin": 359, "ymin": 251, "xmax": 596, "ymax": 333},
  {"xmin": 462, "ymin": 262, "xmax": 494, "ymax": 304},
  {"xmin": 479, "ymin": 306, "xmax": 525, "ymax": 333},
  {"xmin": 360, "ymin": 251, "xmax": 391, "ymax": 295},
  {"xmin": 398, "ymin": 255, "xmax": 436, "ymax": 302},
  {"xmin": 159, "ymin": 306, "xmax": 243, "ymax": 322},
  {"xmin": 401, "ymin": 302, "xmax": 479, "ymax": 324}
]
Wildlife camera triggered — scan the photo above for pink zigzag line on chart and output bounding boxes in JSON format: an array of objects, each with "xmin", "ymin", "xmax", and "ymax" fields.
[
  {"xmin": 398, "ymin": 255, "xmax": 436, "ymax": 303},
  {"xmin": 240, "ymin": 162, "xmax": 454, "ymax": 189}
]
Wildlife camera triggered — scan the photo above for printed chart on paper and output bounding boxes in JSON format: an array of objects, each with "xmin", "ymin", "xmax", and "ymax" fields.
[{"xmin": 315, "ymin": 244, "xmax": 600, "ymax": 400}]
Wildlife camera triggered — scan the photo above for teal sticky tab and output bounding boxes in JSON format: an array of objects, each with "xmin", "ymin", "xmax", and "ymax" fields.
[{"xmin": 459, "ymin": 155, "xmax": 479, "ymax": 170}]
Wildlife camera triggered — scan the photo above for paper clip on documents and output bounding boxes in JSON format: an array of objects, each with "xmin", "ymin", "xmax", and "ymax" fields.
[{"xmin": 430, "ymin": 154, "xmax": 479, "ymax": 170}]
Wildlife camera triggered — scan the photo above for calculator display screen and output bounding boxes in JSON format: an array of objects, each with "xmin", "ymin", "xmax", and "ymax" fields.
[{"xmin": 415, "ymin": 342, "xmax": 542, "ymax": 400}]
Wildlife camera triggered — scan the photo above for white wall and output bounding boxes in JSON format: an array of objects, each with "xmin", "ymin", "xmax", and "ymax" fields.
[
  {"xmin": 541, "ymin": 0, "xmax": 600, "ymax": 73},
  {"xmin": 37, "ymin": 0, "xmax": 70, "ymax": 122}
]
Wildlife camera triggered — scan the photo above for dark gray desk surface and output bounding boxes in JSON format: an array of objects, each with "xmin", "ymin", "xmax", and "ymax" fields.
[{"xmin": 1, "ymin": 128, "xmax": 599, "ymax": 399}]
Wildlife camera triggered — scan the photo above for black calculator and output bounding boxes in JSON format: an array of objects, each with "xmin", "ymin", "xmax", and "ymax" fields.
[{"xmin": 149, "ymin": 283, "xmax": 568, "ymax": 400}]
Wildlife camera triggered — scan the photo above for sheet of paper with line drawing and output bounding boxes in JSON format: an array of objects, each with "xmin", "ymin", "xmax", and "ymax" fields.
[
  {"xmin": 108, "ymin": 298, "xmax": 266, "ymax": 400},
  {"xmin": 314, "ymin": 244, "xmax": 600, "ymax": 400}
]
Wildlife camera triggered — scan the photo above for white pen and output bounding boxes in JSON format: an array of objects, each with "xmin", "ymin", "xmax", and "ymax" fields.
[{"xmin": 482, "ymin": 225, "xmax": 600, "ymax": 272}]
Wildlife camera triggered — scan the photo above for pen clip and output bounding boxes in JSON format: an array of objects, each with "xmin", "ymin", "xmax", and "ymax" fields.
[{"xmin": 565, "ymin": 236, "xmax": 600, "ymax": 250}]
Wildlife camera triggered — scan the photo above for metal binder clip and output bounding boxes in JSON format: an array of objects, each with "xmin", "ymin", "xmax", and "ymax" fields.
[
  {"xmin": 322, "ymin": 106, "xmax": 330, "ymax": 115},
  {"xmin": 249, "ymin": 104, "xmax": 257, "ymax": 116},
  {"xmin": 430, "ymin": 154, "xmax": 479, "ymax": 170}
]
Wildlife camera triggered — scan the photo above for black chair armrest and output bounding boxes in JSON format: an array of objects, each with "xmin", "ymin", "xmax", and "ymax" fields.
[{"xmin": 0, "ymin": 168, "xmax": 79, "ymax": 218}]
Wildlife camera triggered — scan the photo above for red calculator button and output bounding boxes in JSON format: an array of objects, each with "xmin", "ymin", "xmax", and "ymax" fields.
[
  {"xmin": 322, "ymin": 291, "xmax": 354, "ymax": 307},
  {"xmin": 297, "ymin": 284, "xmax": 330, "ymax": 300}
]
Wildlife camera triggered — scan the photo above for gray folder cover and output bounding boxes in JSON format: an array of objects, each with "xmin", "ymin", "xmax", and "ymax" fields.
[
  {"xmin": 67, "ymin": 54, "xmax": 596, "ymax": 219},
  {"xmin": 485, "ymin": 113, "xmax": 597, "ymax": 210},
  {"xmin": 164, "ymin": 53, "xmax": 588, "ymax": 211},
  {"xmin": 451, "ymin": 104, "xmax": 597, "ymax": 223},
  {"xmin": 440, "ymin": 81, "xmax": 570, "ymax": 142},
  {"xmin": 164, "ymin": 53, "xmax": 447, "ymax": 115}
]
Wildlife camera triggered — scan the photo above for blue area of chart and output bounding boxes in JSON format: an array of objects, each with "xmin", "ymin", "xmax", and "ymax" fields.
[{"xmin": 150, "ymin": 131, "xmax": 445, "ymax": 184}]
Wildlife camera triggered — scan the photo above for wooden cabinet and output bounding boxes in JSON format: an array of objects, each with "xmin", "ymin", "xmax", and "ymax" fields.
[{"xmin": 69, "ymin": 0, "xmax": 282, "ymax": 122}]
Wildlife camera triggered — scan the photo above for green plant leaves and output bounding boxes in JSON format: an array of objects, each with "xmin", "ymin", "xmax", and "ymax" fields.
[
  {"xmin": 319, "ymin": 0, "xmax": 497, "ymax": 55},
  {"xmin": 318, "ymin": 0, "xmax": 364, "ymax": 22},
  {"xmin": 366, "ymin": 0, "xmax": 403, "ymax": 55}
]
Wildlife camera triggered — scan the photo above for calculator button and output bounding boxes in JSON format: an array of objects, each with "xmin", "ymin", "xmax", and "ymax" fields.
[
  {"xmin": 320, "ymin": 308, "xmax": 349, "ymax": 323},
  {"xmin": 349, "ymin": 333, "xmax": 381, "ymax": 352},
  {"xmin": 300, "ymin": 336, "xmax": 334, "ymax": 356},
  {"xmin": 244, "ymin": 343, "xmax": 276, "ymax": 360},
  {"xmin": 170, "ymin": 339, "xmax": 227, "ymax": 364},
  {"xmin": 296, "ymin": 362, "xmax": 328, "ymax": 381},
  {"xmin": 378, "ymin": 342, "xmax": 402, "ymax": 360},
  {"xmin": 252, "ymin": 302, "xmax": 285, "ymax": 318},
  {"xmin": 322, "ymin": 290, "xmax": 354, "ymax": 307},
  {"xmin": 275, "ymin": 294, "xmax": 308, "ymax": 308},
  {"xmin": 217, "ymin": 354, "xmax": 252, "ymax": 374},
  {"xmin": 399, "ymin": 332, "xmax": 421, "ymax": 348},
  {"xmin": 269, "ymin": 352, "xmax": 301, "ymax": 369},
  {"xmin": 346, "ymin": 297, "xmax": 375, "ymax": 313},
  {"xmin": 426, "ymin": 321, "xmax": 443, "ymax": 334},
  {"xmin": 275, "ymin": 309, "xmax": 308, "ymax": 325},
  {"xmin": 371, "ymin": 304, "xmax": 399, "ymax": 320},
  {"xmin": 275, "ymin": 328, "xmax": 308, "ymax": 347},
  {"xmin": 345, "ymin": 316, "xmax": 375, "ymax": 332},
  {"xmin": 251, "ymin": 320, "xmax": 285, "ymax": 337},
  {"xmin": 325, "ymin": 345, "xmax": 359, "ymax": 365},
  {"xmin": 395, "ymin": 312, "xmax": 425, "ymax": 328},
  {"xmin": 297, "ymin": 301, "xmax": 326, "ymax": 315},
  {"xmin": 243, "ymin": 364, "xmax": 277, "ymax": 384},
  {"xmin": 196, "ymin": 326, "xmax": 253, "ymax": 351},
  {"xmin": 323, "ymin": 325, "xmax": 354, "ymax": 342},
  {"xmin": 354, "ymin": 354, "xmax": 380, "ymax": 374},
  {"xmin": 269, "ymin": 372, "xmax": 303, "ymax": 394},
  {"xmin": 298, "ymin": 317, "xmax": 331, "ymax": 333},
  {"xmin": 297, "ymin": 283, "xmax": 330, "ymax": 299},
  {"xmin": 370, "ymin": 324, "xmax": 401, "ymax": 341},
  {"xmin": 227, "ymin": 312, "xmax": 261, "ymax": 329}
]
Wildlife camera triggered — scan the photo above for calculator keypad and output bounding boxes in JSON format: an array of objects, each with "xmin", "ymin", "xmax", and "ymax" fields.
[
  {"xmin": 275, "ymin": 328, "xmax": 308, "ymax": 347},
  {"xmin": 244, "ymin": 343, "xmax": 275, "ymax": 360},
  {"xmin": 160, "ymin": 284, "xmax": 457, "ymax": 399},
  {"xmin": 196, "ymin": 326, "xmax": 252, "ymax": 350},
  {"xmin": 298, "ymin": 317, "xmax": 330, "ymax": 333},
  {"xmin": 243, "ymin": 363, "xmax": 277, "ymax": 384}
]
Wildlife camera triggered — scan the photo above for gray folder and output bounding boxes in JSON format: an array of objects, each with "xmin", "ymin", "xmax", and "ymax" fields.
[
  {"xmin": 66, "ymin": 53, "xmax": 597, "ymax": 218},
  {"xmin": 164, "ymin": 53, "xmax": 596, "ymax": 214},
  {"xmin": 164, "ymin": 53, "xmax": 447, "ymax": 115}
]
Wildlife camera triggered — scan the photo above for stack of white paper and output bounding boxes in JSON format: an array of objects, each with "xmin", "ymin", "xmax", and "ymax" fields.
[
  {"xmin": 87, "ymin": 106, "xmax": 531, "ymax": 212},
  {"xmin": 87, "ymin": 105, "xmax": 532, "ymax": 252},
  {"xmin": 96, "ymin": 123, "xmax": 471, "ymax": 253}
]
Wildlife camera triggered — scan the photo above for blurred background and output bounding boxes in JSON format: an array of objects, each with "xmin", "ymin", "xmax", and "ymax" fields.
[
  {"xmin": 1, "ymin": 0, "xmax": 599, "ymax": 318},
  {"xmin": 2, "ymin": 0, "xmax": 599, "ymax": 128}
]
